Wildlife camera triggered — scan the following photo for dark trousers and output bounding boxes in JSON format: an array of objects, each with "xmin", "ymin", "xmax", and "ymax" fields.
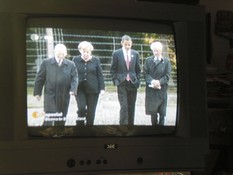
[
  {"xmin": 151, "ymin": 113, "xmax": 165, "ymax": 125},
  {"xmin": 117, "ymin": 80, "xmax": 137, "ymax": 125},
  {"xmin": 150, "ymin": 96, "xmax": 167, "ymax": 125},
  {"xmin": 76, "ymin": 90, "xmax": 99, "ymax": 125}
]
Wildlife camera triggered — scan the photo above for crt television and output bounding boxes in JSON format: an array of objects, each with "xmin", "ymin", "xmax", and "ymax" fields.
[{"xmin": 0, "ymin": 0, "xmax": 208, "ymax": 174}]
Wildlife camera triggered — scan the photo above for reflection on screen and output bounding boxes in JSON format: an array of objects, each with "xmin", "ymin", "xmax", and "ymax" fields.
[{"xmin": 26, "ymin": 27, "xmax": 177, "ymax": 132}]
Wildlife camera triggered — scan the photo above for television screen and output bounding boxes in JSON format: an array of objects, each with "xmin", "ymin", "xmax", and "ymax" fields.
[{"xmin": 26, "ymin": 18, "xmax": 177, "ymax": 137}]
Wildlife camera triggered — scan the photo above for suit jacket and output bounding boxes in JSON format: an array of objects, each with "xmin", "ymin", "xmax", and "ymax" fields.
[
  {"xmin": 72, "ymin": 55, "xmax": 105, "ymax": 94},
  {"xmin": 110, "ymin": 48, "xmax": 141, "ymax": 88}
]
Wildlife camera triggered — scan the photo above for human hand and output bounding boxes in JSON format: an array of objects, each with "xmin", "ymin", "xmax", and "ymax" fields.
[
  {"xmin": 69, "ymin": 91, "xmax": 75, "ymax": 96},
  {"xmin": 35, "ymin": 95, "xmax": 41, "ymax": 101},
  {"xmin": 100, "ymin": 90, "xmax": 105, "ymax": 95},
  {"xmin": 153, "ymin": 84, "xmax": 161, "ymax": 89},
  {"xmin": 150, "ymin": 80, "xmax": 161, "ymax": 89}
]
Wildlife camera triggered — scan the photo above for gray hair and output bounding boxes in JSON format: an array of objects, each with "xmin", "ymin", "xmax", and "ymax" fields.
[
  {"xmin": 54, "ymin": 44, "xmax": 67, "ymax": 55},
  {"xmin": 78, "ymin": 41, "xmax": 94, "ymax": 52},
  {"xmin": 150, "ymin": 41, "xmax": 163, "ymax": 51}
]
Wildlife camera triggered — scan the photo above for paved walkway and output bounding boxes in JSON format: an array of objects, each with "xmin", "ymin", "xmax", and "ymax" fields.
[{"xmin": 27, "ymin": 92, "xmax": 177, "ymax": 126}]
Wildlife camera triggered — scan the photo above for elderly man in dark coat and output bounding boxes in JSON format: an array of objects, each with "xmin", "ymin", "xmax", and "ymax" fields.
[
  {"xmin": 143, "ymin": 41, "xmax": 171, "ymax": 125},
  {"xmin": 34, "ymin": 44, "xmax": 78, "ymax": 126}
]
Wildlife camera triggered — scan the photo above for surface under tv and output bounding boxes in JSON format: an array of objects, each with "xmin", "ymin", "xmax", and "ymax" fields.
[{"xmin": 0, "ymin": 0, "xmax": 208, "ymax": 174}]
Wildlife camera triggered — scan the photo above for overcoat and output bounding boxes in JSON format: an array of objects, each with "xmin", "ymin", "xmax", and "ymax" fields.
[
  {"xmin": 34, "ymin": 57, "xmax": 78, "ymax": 117},
  {"xmin": 143, "ymin": 56, "xmax": 171, "ymax": 115}
]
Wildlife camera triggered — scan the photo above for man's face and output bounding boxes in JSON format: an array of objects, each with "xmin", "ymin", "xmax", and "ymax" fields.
[
  {"xmin": 152, "ymin": 48, "xmax": 162, "ymax": 57},
  {"xmin": 54, "ymin": 45, "xmax": 67, "ymax": 59},
  {"xmin": 121, "ymin": 40, "xmax": 132, "ymax": 51}
]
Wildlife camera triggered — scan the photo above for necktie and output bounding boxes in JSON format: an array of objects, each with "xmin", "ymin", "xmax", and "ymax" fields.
[
  {"xmin": 58, "ymin": 59, "xmax": 62, "ymax": 66},
  {"xmin": 126, "ymin": 52, "xmax": 130, "ymax": 70},
  {"xmin": 155, "ymin": 57, "xmax": 160, "ymax": 65},
  {"xmin": 126, "ymin": 52, "xmax": 130, "ymax": 81}
]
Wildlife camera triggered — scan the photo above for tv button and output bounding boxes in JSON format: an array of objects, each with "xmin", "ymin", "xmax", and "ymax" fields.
[
  {"xmin": 66, "ymin": 158, "xmax": 76, "ymax": 168},
  {"xmin": 137, "ymin": 157, "xmax": 143, "ymax": 165}
]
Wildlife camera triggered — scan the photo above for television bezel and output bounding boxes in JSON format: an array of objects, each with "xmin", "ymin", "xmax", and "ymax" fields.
[{"xmin": 26, "ymin": 16, "xmax": 178, "ymax": 138}]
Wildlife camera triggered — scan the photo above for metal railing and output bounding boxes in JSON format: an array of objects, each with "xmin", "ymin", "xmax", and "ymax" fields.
[{"xmin": 26, "ymin": 28, "xmax": 177, "ymax": 87}]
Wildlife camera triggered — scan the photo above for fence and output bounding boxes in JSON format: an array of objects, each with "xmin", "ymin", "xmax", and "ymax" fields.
[{"xmin": 26, "ymin": 28, "xmax": 177, "ymax": 88}]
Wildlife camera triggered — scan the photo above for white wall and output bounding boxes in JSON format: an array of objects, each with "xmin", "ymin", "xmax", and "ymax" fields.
[{"xmin": 199, "ymin": 0, "xmax": 233, "ymax": 70}]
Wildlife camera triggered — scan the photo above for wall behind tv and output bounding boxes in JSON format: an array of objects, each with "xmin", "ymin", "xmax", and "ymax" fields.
[{"xmin": 199, "ymin": 0, "xmax": 233, "ymax": 70}]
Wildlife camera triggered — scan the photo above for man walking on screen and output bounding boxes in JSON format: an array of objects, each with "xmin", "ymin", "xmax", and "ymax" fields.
[
  {"xmin": 143, "ymin": 41, "xmax": 171, "ymax": 125},
  {"xmin": 34, "ymin": 44, "xmax": 78, "ymax": 126},
  {"xmin": 110, "ymin": 35, "xmax": 141, "ymax": 125}
]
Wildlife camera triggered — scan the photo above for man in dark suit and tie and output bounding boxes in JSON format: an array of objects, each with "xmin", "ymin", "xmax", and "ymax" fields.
[{"xmin": 110, "ymin": 35, "xmax": 141, "ymax": 125}]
